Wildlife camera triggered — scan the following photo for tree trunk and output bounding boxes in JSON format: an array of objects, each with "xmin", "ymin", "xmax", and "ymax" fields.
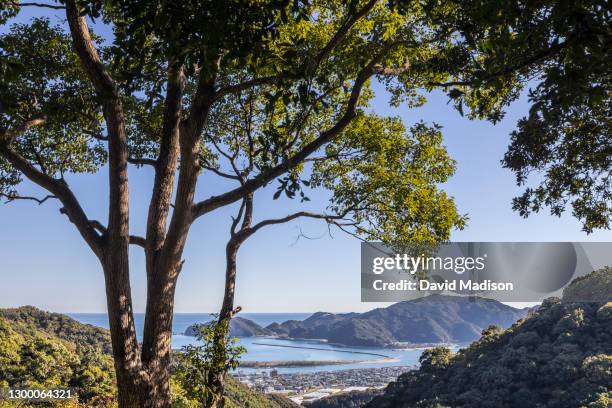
[
  {"xmin": 205, "ymin": 194, "xmax": 254, "ymax": 408},
  {"xmin": 206, "ymin": 239, "xmax": 241, "ymax": 408},
  {"xmin": 101, "ymin": 254, "xmax": 150, "ymax": 408},
  {"xmin": 103, "ymin": 256, "xmax": 178, "ymax": 407},
  {"xmin": 141, "ymin": 268, "xmax": 180, "ymax": 408}
]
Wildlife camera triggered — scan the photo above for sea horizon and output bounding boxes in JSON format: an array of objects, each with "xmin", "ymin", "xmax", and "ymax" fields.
[{"xmin": 67, "ymin": 312, "xmax": 314, "ymax": 334}]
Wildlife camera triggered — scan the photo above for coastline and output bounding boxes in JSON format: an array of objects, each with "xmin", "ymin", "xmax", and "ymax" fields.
[
  {"xmin": 254, "ymin": 335, "xmax": 457, "ymax": 350},
  {"xmin": 251, "ymin": 341, "xmax": 392, "ymax": 358},
  {"xmin": 239, "ymin": 357, "xmax": 402, "ymax": 368}
]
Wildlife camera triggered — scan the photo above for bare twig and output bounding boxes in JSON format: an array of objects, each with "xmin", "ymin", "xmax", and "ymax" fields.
[
  {"xmin": 202, "ymin": 164, "xmax": 241, "ymax": 181},
  {"xmin": 10, "ymin": 1, "xmax": 65, "ymax": 9},
  {"xmin": 0, "ymin": 193, "xmax": 57, "ymax": 205}
]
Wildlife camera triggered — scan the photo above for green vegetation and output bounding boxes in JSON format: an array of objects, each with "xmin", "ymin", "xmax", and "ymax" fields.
[
  {"xmin": 366, "ymin": 269, "xmax": 612, "ymax": 408},
  {"xmin": 225, "ymin": 377, "xmax": 299, "ymax": 408},
  {"xmin": 0, "ymin": 308, "xmax": 298, "ymax": 408},
  {"xmin": 0, "ymin": 307, "xmax": 112, "ymax": 354},
  {"xmin": 0, "ymin": 307, "xmax": 115, "ymax": 405},
  {"xmin": 173, "ymin": 321, "xmax": 245, "ymax": 407},
  {"xmin": 563, "ymin": 267, "xmax": 612, "ymax": 303}
]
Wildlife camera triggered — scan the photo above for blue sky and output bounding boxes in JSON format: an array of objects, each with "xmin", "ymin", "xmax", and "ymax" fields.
[{"xmin": 1, "ymin": 8, "xmax": 610, "ymax": 313}]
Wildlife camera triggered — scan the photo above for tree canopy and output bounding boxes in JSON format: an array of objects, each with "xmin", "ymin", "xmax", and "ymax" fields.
[{"xmin": 1, "ymin": 0, "xmax": 608, "ymax": 242}]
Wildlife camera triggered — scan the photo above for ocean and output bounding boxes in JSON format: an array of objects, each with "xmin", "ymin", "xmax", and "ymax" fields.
[
  {"xmin": 67, "ymin": 313, "xmax": 312, "ymax": 336},
  {"xmin": 68, "ymin": 313, "xmax": 424, "ymax": 374}
]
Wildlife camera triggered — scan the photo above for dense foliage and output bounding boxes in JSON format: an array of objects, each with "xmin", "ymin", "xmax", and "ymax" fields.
[
  {"xmin": 224, "ymin": 377, "xmax": 299, "ymax": 408},
  {"xmin": 0, "ymin": 306, "xmax": 112, "ymax": 354},
  {"xmin": 0, "ymin": 308, "xmax": 298, "ymax": 408},
  {"xmin": 498, "ymin": 2, "xmax": 611, "ymax": 233},
  {"xmin": 366, "ymin": 269, "xmax": 612, "ymax": 408},
  {"xmin": 0, "ymin": 307, "xmax": 115, "ymax": 405},
  {"xmin": 563, "ymin": 267, "xmax": 612, "ymax": 303}
]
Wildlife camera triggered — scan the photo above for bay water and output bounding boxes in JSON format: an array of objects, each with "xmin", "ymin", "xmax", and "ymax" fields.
[{"xmin": 69, "ymin": 313, "xmax": 423, "ymax": 374}]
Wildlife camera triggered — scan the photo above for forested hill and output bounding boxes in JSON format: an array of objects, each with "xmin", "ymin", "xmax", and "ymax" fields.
[
  {"xmin": 0, "ymin": 305, "xmax": 112, "ymax": 353},
  {"xmin": 267, "ymin": 295, "xmax": 528, "ymax": 347},
  {"xmin": 0, "ymin": 306, "xmax": 299, "ymax": 407},
  {"xmin": 0, "ymin": 307, "xmax": 116, "ymax": 402},
  {"xmin": 365, "ymin": 267, "xmax": 612, "ymax": 408}
]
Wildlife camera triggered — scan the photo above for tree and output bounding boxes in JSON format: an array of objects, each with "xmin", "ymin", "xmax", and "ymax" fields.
[
  {"xmin": 0, "ymin": 0, "xmax": 608, "ymax": 407},
  {"xmin": 203, "ymin": 89, "xmax": 461, "ymax": 406},
  {"xmin": 174, "ymin": 321, "xmax": 246, "ymax": 408}
]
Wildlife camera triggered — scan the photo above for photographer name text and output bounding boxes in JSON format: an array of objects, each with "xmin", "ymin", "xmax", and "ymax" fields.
[{"xmin": 372, "ymin": 279, "xmax": 514, "ymax": 292}]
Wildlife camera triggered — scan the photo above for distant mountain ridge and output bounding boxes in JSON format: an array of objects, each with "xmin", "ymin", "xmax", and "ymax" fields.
[
  {"xmin": 183, "ymin": 296, "xmax": 527, "ymax": 347},
  {"xmin": 265, "ymin": 295, "xmax": 528, "ymax": 347},
  {"xmin": 184, "ymin": 316, "xmax": 272, "ymax": 337}
]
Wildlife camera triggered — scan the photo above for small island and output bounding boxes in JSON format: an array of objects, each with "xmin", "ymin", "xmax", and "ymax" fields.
[{"xmin": 184, "ymin": 316, "xmax": 271, "ymax": 337}]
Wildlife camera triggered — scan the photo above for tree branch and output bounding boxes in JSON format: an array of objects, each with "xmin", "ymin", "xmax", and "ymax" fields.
[
  {"xmin": 128, "ymin": 156, "xmax": 157, "ymax": 167},
  {"xmin": 202, "ymin": 164, "xmax": 241, "ymax": 181},
  {"xmin": 235, "ymin": 210, "xmax": 351, "ymax": 243},
  {"xmin": 65, "ymin": 0, "xmax": 117, "ymax": 100},
  {"xmin": 129, "ymin": 235, "xmax": 146, "ymax": 248},
  {"xmin": 0, "ymin": 193, "xmax": 57, "ymax": 205},
  {"xmin": 156, "ymin": 65, "xmax": 218, "ymax": 281},
  {"xmin": 0, "ymin": 142, "xmax": 103, "ymax": 256},
  {"xmin": 2, "ymin": 116, "xmax": 46, "ymax": 144},
  {"xmin": 312, "ymin": 0, "xmax": 378, "ymax": 70},
  {"xmin": 212, "ymin": 0, "xmax": 377, "ymax": 100},
  {"xmin": 89, "ymin": 220, "xmax": 146, "ymax": 248},
  {"xmin": 84, "ymin": 129, "xmax": 108, "ymax": 142},
  {"xmin": 428, "ymin": 41, "xmax": 568, "ymax": 89},
  {"xmin": 10, "ymin": 1, "xmax": 65, "ymax": 9},
  {"xmin": 230, "ymin": 199, "xmax": 247, "ymax": 236},
  {"xmin": 66, "ymin": 0, "xmax": 130, "ymax": 243},
  {"xmin": 139, "ymin": 64, "xmax": 187, "ymax": 287},
  {"xmin": 89, "ymin": 220, "xmax": 106, "ymax": 234},
  {"xmin": 213, "ymin": 75, "xmax": 284, "ymax": 101},
  {"xmin": 193, "ymin": 45, "xmax": 391, "ymax": 218}
]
